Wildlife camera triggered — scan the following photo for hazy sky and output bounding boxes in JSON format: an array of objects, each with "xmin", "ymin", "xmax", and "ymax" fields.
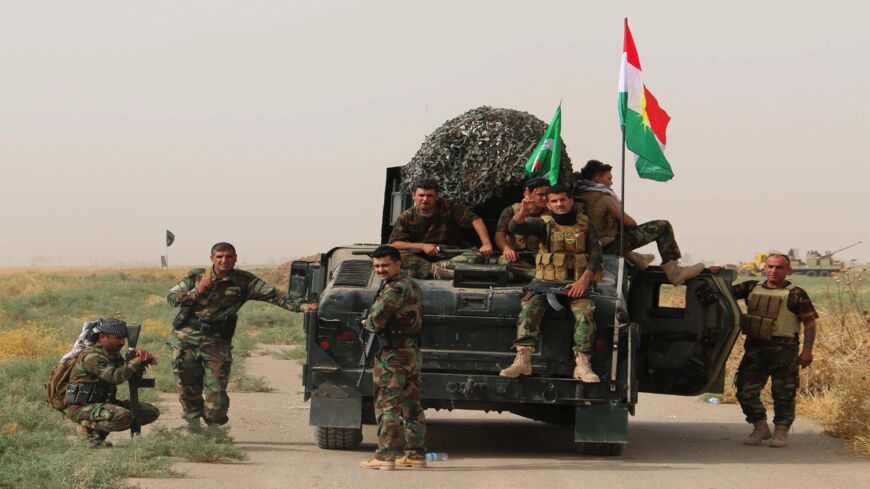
[{"xmin": 2, "ymin": 1, "xmax": 868, "ymax": 268}]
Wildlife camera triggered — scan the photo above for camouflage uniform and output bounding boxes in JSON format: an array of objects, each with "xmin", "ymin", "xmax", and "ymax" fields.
[
  {"xmin": 508, "ymin": 215, "xmax": 603, "ymax": 353},
  {"xmin": 495, "ymin": 203, "xmax": 542, "ymax": 281},
  {"xmin": 364, "ymin": 275, "xmax": 426, "ymax": 462},
  {"xmin": 576, "ymin": 189, "xmax": 682, "ymax": 262},
  {"xmin": 167, "ymin": 267, "xmax": 311, "ymax": 425},
  {"xmin": 389, "ymin": 200, "xmax": 484, "ymax": 278},
  {"xmin": 66, "ymin": 345, "xmax": 160, "ymax": 437},
  {"xmin": 732, "ymin": 280, "xmax": 818, "ymax": 427}
]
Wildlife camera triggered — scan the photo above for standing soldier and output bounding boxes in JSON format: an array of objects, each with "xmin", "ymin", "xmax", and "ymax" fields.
[
  {"xmin": 727, "ymin": 254, "xmax": 818, "ymax": 447},
  {"xmin": 389, "ymin": 179, "xmax": 493, "ymax": 279},
  {"xmin": 359, "ymin": 245, "xmax": 426, "ymax": 471},
  {"xmin": 499, "ymin": 185, "xmax": 604, "ymax": 382},
  {"xmin": 167, "ymin": 242, "xmax": 318, "ymax": 429},
  {"xmin": 65, "ymin": 319, "xmax": 160, "ymax": 447},
  {"xmin": 495, "ymin": 177, "xmax": 550, "ymax": 281}
]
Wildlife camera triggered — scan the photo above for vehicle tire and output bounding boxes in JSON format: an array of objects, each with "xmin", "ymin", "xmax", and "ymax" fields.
[
  {"xmin": 315, "ymin": 426, "xmax": 363, "ymax": 450},
  {"xmin": 805, "ymin": 271, "xmax": 817, "ymax": 277},
  {"xmin": 577, "ymin": 442, "xmax": 625, "ymax": 456},
  {"xmin": 820, "ymin": 271, "xmax": 832, "ymax": 277}
]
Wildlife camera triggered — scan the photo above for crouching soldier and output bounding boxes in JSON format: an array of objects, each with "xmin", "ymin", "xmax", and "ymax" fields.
[{"xmin": 66, "ymin": 318, "xmax": 159, "ymax": 447}]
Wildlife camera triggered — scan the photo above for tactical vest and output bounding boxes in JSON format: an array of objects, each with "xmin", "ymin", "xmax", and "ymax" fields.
[
  {"xmin": 508, "ymin": 203, "xmax": 541, "ymax": 250},
  {"xmin": 577, "ymin": 191, "xmax": 619, "ymax": 240},
  {"xmin": 536, "ymin": 212, "xmax": 603, "ymax": 282},
  {"xmin": 741, "ymin": 284, "xmax": 801, "ymax": 340}
]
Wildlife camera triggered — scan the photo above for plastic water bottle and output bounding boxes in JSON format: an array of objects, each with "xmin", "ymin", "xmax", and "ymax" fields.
[
  {"xmin": 707, "ymin": 397, "xmax": 720, "ymax": 405},
  {"xmin": 425, "ymin": 452, "xmax": 448, "ymax": 461}
]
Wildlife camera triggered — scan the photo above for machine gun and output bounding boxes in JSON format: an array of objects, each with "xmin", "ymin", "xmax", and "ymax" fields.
[{"xmin": 124, "ymin": 324, "xmax": 155, "ymax": 437}]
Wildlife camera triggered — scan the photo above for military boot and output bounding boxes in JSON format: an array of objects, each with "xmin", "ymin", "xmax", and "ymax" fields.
[
  {"xmin": 626, "ymin": 252, "xmax": 655, "ymax": 271},
  {"xmin": 396, "ymin": 455, "xmax": 427, "ymax": 469},
  {"xmin": 743, "ymin": 420, "xmax": 772, "ymax": 446},
  {"xmin": 769, "ymin": 424, "xmax": 789, "ymax": 448},
  {"xmin": 499, "ymin": 346, "xmax": 533, "ymax": 378},
  {"xmin": 573, "ymin": 353, "xmax": 601, "ymax": 383},
  {"xmin": 431, "ymin": 261, "xmax": 454, "ymax": 280},
  {"xmin": 661, "ymin": 260, "xmax": 704, "ymax": 286}
]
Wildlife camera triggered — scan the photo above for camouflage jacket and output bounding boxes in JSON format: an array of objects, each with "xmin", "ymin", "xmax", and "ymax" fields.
[
  {"xmin": 732, "ymin": 280, "xmax": 819, "ymax": 323},
  {"xmin": 389, "ymin": 200, "xmax": 480, "ymax": 246},
  {"xmin": 508, "ymin": 215, "xmax": 604, "ymax": 274},
  {"xmin": 167, "ymin": 267, "xmax": 310, "ymax": 342},
  {"xmin": 69, "ymin": 345, "xmax": 137, "ymax": 387},
  {"xmin": 496, "ymin": 203, "xmax": 544, "ymax": 250},
  {"xmin": 364, "ymin": 275, "xmax": 423, "ymax": 348}
]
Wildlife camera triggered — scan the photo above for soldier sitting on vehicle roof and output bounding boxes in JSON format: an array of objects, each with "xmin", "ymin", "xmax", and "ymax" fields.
[
  {"xmin": 574, "ymin": 159, "xmax": 703, "ymax": 285},
  {"xmin": 388, "ymin": 179, "xmax": 493, "ymax": 279},
  {"xmin": 495, "ymin": 177, "xmax": 550, "ymax": 281}
]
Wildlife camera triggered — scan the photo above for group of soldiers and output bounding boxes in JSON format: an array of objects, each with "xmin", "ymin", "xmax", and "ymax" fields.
[{"xmin": 60, "ymin": 159, "xmax": 818, "ymax": 466}]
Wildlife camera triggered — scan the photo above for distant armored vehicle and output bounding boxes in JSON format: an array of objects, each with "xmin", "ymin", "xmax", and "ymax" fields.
[
  {"xmin": 293, "ymin": 166, "xmax": 741, "ymax": 456},
  {"xmin": 739, "ymin": 242, "xmax": 861, "ymax": 277}
]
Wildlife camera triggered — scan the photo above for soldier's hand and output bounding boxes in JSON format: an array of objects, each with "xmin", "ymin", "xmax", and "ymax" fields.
[
  {"xmin": 519, "ymin": 196, "xmax": 535, "ymax": 215},
  {"xmin": 133, "ymin": 350, "xmax": 157, "ymax": 366},
  {"xmin": 479, "ymin": 243, "xmax": 493, "ymax": 257},
  {"xmin": 303, "ymin": 303, "xmax": 319, "ymax": 313},
  {"xmin": 421, "ymin": 243, "xmax": 439, "ymax": 256},
  {"xmin": 196, "ymin": 275, "xmax": 216, "ymax": 294},
  {"xmin": 566, "ymin": 277, "xmax": 590, "ymax": 298},
  {"xmin": 503, "ymin": 246, "xmax": 518, "ymax": 263},
  {"xmin": 799, "ymin": 349, "xmax": 813, "ymax": 368}
]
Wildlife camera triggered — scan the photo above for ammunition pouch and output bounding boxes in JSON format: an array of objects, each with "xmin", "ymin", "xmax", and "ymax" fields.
[
  {"xmin": 174, "ymin": 311, "xmax": 239, "ymax": 340},
  {"xmin": 67, "ymin": 383, "xmax": 117, "ymax": 405},
  {"xmin": 172, "ymin": 307, "xmax": 194, "ymax": 330}
]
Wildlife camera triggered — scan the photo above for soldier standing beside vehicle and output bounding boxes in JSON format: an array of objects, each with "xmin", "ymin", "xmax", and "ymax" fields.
[
  {"xmin": 389, "ymin": 179, "xmax": 493, "ymax": 279},
  {"xmin": 65, "ymin": 319, "xmax": 160, "ymax": 447},
  {"xmin": 167, "ymin": 242, "xmax": 318, "ymax": 429},
  {"xmin": 359, "ymin": 245, "xmax": 427, "ymax": 471},
  {"xmin": 725, "ymin": 254, "xmax": 818, "ymax": 448},
  {"xmin": 495, "ymin": 177, "xmax": 550, "ymax": 281},
  {"xmin": 574, "ymin": 159, "xmax": 704, "ymax": 284},
  {"xmin": 499, "ymin": 185, "xmax": 603, "ymax": 382}
]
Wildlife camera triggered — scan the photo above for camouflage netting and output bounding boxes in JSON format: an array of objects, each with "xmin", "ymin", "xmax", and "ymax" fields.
[{"xmin": 401, "ymin": 106, "xmax": 573, "ymax": 207}]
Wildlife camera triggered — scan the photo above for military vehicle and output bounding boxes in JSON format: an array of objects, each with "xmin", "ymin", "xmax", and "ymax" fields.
[
  {"xmin": 739, "ymin": 242, "xmax": 861, "ymax": 277},
  {"xmin": 293, "ymin": 167, "xmax": 742, "ymax": 456}
]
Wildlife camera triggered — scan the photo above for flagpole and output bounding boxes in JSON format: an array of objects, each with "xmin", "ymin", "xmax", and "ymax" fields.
[{"xmin": 610, "ymin": 119, "xmax": 628, "ymax": 393}]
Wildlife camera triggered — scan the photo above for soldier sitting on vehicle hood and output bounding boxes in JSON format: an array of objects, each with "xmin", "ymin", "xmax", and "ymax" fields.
[{"xmin": 388, "ymin": 179, "xmax": 493, "ymax": 279}]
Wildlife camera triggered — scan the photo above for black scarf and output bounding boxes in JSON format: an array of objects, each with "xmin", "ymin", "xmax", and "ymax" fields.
[{"xmin": 552, "ymin": 210, "xmax": 577, "ymax": 226}]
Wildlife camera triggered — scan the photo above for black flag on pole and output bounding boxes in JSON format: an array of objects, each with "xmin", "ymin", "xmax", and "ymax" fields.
[{"xmin": 166, "ymin": 230, "xmax": 175, "ymax": 247}]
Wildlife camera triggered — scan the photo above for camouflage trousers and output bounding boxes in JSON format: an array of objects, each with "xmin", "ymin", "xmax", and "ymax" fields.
[
  {"xmin": 373, "ymin": 347, "xmax": 426, "ymax": 461},
  {"xmin": 170, "ymin": 334, "xmax": 233, "ymax": 425},
  {"xmin": 68, "ymin": 399, "xmax": 160, "ymax": 433},
  {"xmin": 498, "ymin": 253, "xmax": 536, "ymax": 281},
  {"xmin": 735, "ymin": 338, "xmax": 799, "ymax": 427},
  {"xmin": 513, "ymin": 286, "xmax": 596, "ymax": 353},
  {"xmin": 604, "ymin": 220, "xmax": 682, "ymax": 264},
  {"xmin": 401, "ymin": 252, "xmax": 485, "ymax": 279}
]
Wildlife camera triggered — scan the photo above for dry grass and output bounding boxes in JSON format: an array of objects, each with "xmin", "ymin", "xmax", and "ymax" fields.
[{"xmin": 0, "ymin": 325, "xmax": 67, "ymax": 360}]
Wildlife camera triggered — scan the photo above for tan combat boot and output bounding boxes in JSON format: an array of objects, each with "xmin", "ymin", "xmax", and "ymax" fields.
[
  {"xmin": 499, "ymin": 346, "xmax": 533, "ymax": 378},
  {"xmin": 743, "ymin": 420, "xmax": 772, "ymax": 446},
  {"xmin": 626, "ymin": 252, "xmax": 655, "ymax": 271},
  {"xmin": 573, "ymin": 353, "xmax": 601, "ymax": 383},
  {"xmin": 769, "ymin": 424, "xmax": 789, "ymax": 448},
  {"xmin": 359, "ymin": 458, "xmax": 396, "ymax": 471},
  {"xmin": 431, "ymin": 261, "xmax": 454, "ymax": 280},
  {"xmin": 661, "ymin": 260, "xmax": 704, "ymax": 286},
  {"xmin": 396, "ymin": 455, "xmax": 427, "ymax": 469}
]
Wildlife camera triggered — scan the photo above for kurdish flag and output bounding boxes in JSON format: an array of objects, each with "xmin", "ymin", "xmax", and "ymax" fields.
[
  {"xmin": 619, "ymin": 19, "xmax": 673, "ymax": 182},
  {"xmin": 524, "ymin": 104, "xmax": 561, "ymax": 185}
]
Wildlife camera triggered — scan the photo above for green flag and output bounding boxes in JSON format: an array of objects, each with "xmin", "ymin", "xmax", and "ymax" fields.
[{"xmin": 524, "ymin": 105, "xmax": 561, "ymax": 185}]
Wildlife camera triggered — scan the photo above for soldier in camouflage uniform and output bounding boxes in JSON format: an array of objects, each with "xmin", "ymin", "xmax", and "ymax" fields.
[
  {"xmin": 167, "ymin": 242, "xmax": 318, "ymax": 428},
  {"xmin": 359, "ymin": 245, "xmax": 426, "ymax": 471},
  {"xmin": 495, "ymin": 177, "xmax": 550, "ymax": 281},
  {"xmin": 66, "ymin": 319, "xmax": 159, "ymax": 447},
  {"xmin": 574, "ymin": 160, "xmax": 704, "ymax": 285},
  {"xmin": 499, "ymin": 185, "xmax": 604, "ymax": 382},
  {"xmin": 727, "ymin": 254, "xmax": 818, "ymax": 448},
  {"xmin": 389, "ymin": 179, "xmax": 493, "ymax": 279}
]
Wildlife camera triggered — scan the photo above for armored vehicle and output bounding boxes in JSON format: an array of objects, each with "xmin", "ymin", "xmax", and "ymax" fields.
[{"xmin": 294, "ymin": 167, "xmax": 742, "ymax": 455}]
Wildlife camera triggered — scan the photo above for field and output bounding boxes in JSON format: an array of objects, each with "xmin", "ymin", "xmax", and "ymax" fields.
[{"xmin": 0, "ymin": 267, "xmax": 304, "ymax": 489}]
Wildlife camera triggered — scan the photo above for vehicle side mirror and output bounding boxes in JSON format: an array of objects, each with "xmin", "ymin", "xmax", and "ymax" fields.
[{"xmin": 288, "ymin": 261, "xmax": 311, "ymax": 299}]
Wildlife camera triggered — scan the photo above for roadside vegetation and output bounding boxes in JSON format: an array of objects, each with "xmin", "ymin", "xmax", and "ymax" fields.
[
  {"xmin": 0, "ymin": 267, "xmax": 304, "ymax": 489},
  {"xmin": 715, "ymin": 270, "xmax": 870, "ymax": 456}
]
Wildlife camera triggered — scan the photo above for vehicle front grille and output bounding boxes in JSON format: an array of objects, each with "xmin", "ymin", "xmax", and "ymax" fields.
[{"xmin": 333, "ymin": 260, "xmax": 372, "ymax": 287}]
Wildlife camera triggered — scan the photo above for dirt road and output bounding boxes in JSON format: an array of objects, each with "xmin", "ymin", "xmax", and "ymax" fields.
[{"xmin": 129, "ymin": 346, "xmax": 869, "ymax": 489}]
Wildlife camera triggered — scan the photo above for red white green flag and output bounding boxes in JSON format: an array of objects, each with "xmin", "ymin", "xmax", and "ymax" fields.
[
  {"xmin": 524, "ymin": 104, "xmax": 561, "ymax": 185},
  {"xmin": 618, "ymin": 19, "xmax": 673, "ymax": 182}
]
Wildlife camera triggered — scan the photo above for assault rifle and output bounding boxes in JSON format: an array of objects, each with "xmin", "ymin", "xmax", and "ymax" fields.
[
  {"xmin": 521, "ymin": 283, "xmax": 606, "ymax": 311},
  {"xmin": 124, "ymin": 324, "xmax": 155, "ymax": 437},
  {"xmin": 356, "ymin": 311, "xmax": 375, "ymax": 389}
]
